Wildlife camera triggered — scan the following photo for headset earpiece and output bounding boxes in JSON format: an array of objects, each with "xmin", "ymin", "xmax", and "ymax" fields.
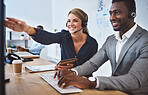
[
  {"xmin": 128, "ymin": 12, "xmax": 136, "ymax": 18},
  {"xmin": 82, "ymin": 21, "xmax": 87, "ymax": 28},
  {"xmin": 82, "ymin": 14, "xmax": 88, "ymax": 28},
  {"xmin": 131, "ymin": 12, "xmax": 136, "ymax": 18}
]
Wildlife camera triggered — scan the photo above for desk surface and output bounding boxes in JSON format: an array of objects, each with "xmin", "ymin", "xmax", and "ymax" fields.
[{"xmin": 5, "ymin": 58, "xmax": 127, "ymax": 95}]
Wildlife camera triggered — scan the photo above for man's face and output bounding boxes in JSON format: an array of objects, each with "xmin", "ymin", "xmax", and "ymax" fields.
[{"xmin": 109, "ymin": 2, "xmax": 129, "ymax": 31}]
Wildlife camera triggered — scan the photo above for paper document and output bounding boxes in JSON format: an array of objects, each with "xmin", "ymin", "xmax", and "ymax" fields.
[
  {"xmin": 40, "ymin": 74, "xmax": 83, "ymax": 94},
  {"xmin": 25, "ymin": 64, "xmax": 56, "ymax": 72}
]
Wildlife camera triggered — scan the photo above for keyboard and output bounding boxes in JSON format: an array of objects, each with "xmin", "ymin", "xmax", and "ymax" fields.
[{"xmin": 40, "ymin": 74, "xmax": 83, "ymax": 94}]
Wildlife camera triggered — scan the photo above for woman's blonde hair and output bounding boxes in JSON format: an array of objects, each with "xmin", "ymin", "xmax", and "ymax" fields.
[{"xmin": 68, "ymin": 8, "xmax": 89, "ymax": 34}]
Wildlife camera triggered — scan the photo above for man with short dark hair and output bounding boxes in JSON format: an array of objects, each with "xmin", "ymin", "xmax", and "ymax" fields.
[{"xmin": 55, "ymin": 0, "xmax": 148, "ymax": 94}]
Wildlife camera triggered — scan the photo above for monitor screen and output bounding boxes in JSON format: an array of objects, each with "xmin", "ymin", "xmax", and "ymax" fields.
[{"xmin": 0, "ymin": 0, "xmax": 5, "ymax": 94}]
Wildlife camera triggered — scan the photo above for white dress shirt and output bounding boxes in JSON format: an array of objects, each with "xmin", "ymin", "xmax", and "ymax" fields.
[
  {"xmin": 29, "ymin": 41, "xmax": 45, "ymax": 55},
  {"xmin": 115, "ymin": 24, "xmax": 137, "ymax": 62}
]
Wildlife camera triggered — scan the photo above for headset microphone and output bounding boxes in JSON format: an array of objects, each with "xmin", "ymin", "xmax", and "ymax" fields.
[{"xmin": 74, "ymin": 28, "xmax": 83, "ymax": 33}]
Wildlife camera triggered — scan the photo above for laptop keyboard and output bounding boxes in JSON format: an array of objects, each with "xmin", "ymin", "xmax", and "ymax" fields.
[{"xmin": 40, "ymin": 73, "xmax": 82, "ymax": 94}]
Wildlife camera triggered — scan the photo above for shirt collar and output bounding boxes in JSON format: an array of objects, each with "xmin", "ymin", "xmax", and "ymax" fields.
[{"xmin": 115, "ymin": 24, "xmax": 137, "ymax": 41}]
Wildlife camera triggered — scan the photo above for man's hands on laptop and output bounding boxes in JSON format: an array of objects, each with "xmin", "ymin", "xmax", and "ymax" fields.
[{"xmin": 54, "ymin": 68, "xmax": 90, "ymax": 89}]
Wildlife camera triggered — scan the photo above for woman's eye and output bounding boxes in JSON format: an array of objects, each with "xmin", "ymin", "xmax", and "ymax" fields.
[
  {"xmin": 74, "ymin": 20, "xmax": 78, "ymax": 22},
  {"xmin": 73, "ymin": 19, "xmax": 78, "ymax": 22},
  {"xmin": 115, "ymin": 11, "xmax": 120, "ymax": 15}
]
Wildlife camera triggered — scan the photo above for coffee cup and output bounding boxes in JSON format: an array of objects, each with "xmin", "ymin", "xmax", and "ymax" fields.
[
  {"xmin": 7, "ymin": 48, "xmax": 12, "ymax": 53},
  {"xmin": 12, "ymin": 60, "xmax": 23, "ymax": 74}
]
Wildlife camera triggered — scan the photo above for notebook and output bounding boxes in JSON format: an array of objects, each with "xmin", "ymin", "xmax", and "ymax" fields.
[
  {"xmin": 40, "ymin": 74, "xmax": 83, "ymax": 94},
  {"xmin": 25, "ymin": 64, "xmax": 56, "ymax": 72},
  {"xmin": 15, "ymin": 52, "xmax": 39, "ymax": 58}
]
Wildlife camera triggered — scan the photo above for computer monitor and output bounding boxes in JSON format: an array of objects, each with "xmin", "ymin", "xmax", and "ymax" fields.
[{"xmin": 0, "ymin": 0, "xmax": 5, "ymax": 95}]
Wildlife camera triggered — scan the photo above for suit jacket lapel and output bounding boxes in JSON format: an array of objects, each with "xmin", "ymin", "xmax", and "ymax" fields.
[
  {"xmin": 113, "ymin": 25, "xmax": 143, "ymax": 73},
  {"xmin": 111, "ymin": 38, "xmax": 117, "ymax": 72}
]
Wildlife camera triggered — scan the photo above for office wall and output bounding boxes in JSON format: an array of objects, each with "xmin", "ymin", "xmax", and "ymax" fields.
[
  {"xmin": 5, "ymin": 0, "xmax": 52, "ymax": 31},
  {"xmin": 135, "ymin": 0, "xmax": 148, "ymax": 30}
]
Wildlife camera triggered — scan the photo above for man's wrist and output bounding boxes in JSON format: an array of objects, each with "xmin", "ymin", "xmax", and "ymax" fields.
[
  {"xmin": 88, "ymin": 77, "xmax": 97, "ymax": 89},
  {"xmin": 25, "ymin": 49, "xmax": 29, "ymax": 52},
  {"xmin": 72, "ymin": 71, "xmax": 76, "ymax": 75},
  {"xmin": 89, "ymin": 81, "xmax": 97, "ymax": 89},
  {"xmin": 71, "ymin": 69, "xmax": 78, "ymax": 75},
  {"xmin": 81, "ymin": 76, "xmax": 97, "ymax": 89}
]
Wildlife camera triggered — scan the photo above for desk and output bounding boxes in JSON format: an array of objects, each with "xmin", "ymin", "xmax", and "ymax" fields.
[{"xmin": 5, "ymin": 58, "xmax": 127, "ymax": 95}]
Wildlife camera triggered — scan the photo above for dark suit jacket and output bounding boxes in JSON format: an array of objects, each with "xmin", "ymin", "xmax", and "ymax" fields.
[{"xmin": 74, "ymin": 25, "xmax": 148, "ymax": 95}]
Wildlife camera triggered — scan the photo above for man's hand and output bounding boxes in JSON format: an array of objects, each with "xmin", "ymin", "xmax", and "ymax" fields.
[
  {"xmin": 17, "ymin": 46, "xmax": 29, "ymax": 52},
  {"xmin": 17, "ymin": 46, "xmax": 25, "ymax": 51},
  {"xmin": 54, "ymin": 68, "xmax": 74, "ymax": 80},
  {"xmin": 58, "ymin": 74, "xmax": 90, "ymax": 89}
]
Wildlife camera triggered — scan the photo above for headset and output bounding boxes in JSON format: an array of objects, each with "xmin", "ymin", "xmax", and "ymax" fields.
[
  {"xmin": 128, "ymin": 12, "xmax": 136, "ymax": 18},
  {"xmin": 6, "ymin": 53, "xmax": 21, "ymax": 64},
  {"xmin": 66, "ymin": 12, "xmax": 88, "ymax": 34},
  {"xmin": 66, "ymin": 19, "xmax": 87, "ymax": 34}
]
